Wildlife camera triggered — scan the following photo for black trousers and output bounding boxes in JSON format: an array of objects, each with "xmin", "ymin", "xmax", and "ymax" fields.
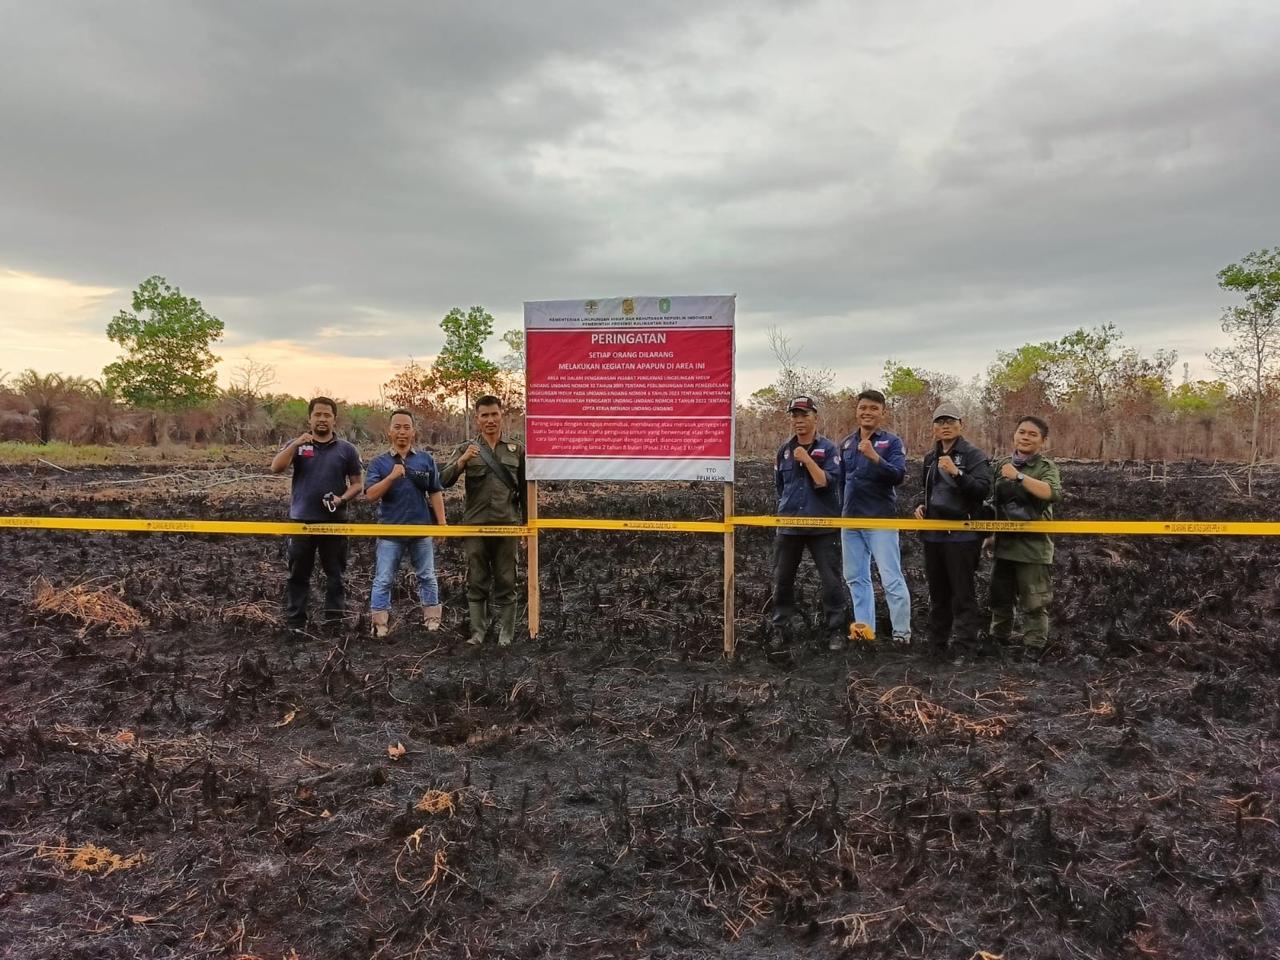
[
  {"xmin": 284, "ymin": 534, "xmax": 349, "ymax": 626},
  {"xmin": 771, "ymin": 533, "xmax": 847, "ymax": 633},
  {"xmin": 922, "ymin": 538, "xmax": 983, "ymax": 645}
]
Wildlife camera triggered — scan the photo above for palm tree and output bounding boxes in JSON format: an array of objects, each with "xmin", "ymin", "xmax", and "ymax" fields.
[
  {"xmin": 76, "ymin": 379, "xmax": 127, "ymax": 445},
  {"xmin": 15, "ymin": 370, "xmax": 75, "ymax": 444}
]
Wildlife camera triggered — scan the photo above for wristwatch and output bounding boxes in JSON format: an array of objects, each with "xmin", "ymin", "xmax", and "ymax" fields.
[{"xmin": 1015, "ymin": 472, "xmax": 1025, "ymax": 482}]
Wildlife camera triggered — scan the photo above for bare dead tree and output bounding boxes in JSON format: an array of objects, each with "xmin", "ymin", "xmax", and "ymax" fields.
[
  {"xmin": 226, "ymin": 358, "xmax": 278, "ymax": 444},
  {"xmin": 767, "ymin": 326, "xmax": 834, "ymax": 401},
  {"xmin": 1209, "ymin": 305, "xmax": 1280, "ymax": 495}
]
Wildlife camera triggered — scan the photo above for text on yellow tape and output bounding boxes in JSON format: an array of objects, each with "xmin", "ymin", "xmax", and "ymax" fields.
[
  {"xmin": 0, "ymin": 517, "xmax": 528, "ymax": 537},
  {"xmin": 0, "ymin": 515, "xmax": 1266, "ymax": 537}
]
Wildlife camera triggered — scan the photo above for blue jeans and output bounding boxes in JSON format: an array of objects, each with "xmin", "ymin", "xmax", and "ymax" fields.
[
  {"xmin": 841, "ymin": 528, "xmax": 911, "ymax": 635},
  {"xmin": 370, "ymin": 537, "xmax": 439, "ymax": 611}
]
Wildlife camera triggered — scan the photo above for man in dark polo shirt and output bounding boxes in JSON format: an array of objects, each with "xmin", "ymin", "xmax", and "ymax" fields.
[
  {"xmin": 364, "ymin": 408, "xmax": 447, "ymax": 638},
  {"xmin": 269, "ymin": 397, "xmax": 363, "ymax": 630}
]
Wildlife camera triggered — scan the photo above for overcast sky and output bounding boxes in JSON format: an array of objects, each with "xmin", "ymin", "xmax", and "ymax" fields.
[{"xmin": 1, "ymin": 0, "xmax": 1277, "ymax": 401}]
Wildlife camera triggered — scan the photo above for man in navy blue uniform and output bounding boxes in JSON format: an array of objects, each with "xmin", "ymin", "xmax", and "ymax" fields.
[
  {"xmin": 269, "ymin": 397, "xmax": 363, "ymax": 631},
  {"xmin": 839, "ymin": 389, "xmax": 912, "ymax": 643},
  {"xmin": 771, "ymin": 395, "xmax": 847, "ymax": 651},
  {"xmin": 364, "ymin": 409, "xmax": 447, "ymax": 638}
]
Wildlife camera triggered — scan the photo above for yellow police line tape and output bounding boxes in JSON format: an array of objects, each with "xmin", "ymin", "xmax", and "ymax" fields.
[
  {"xmin": 729, "ymin": 516, "xmax": 1257, "ymax": 535},
  {"xmin": 0, "ymin": 514, "xmax": 1267, "ymax": 537},
  {"xmin": 0, "ymin": 516, "xmax": 530, "ymax": 537},
  {"xmin": 533, "ymin": 517, "xmax": 730, "ymax": 534}
]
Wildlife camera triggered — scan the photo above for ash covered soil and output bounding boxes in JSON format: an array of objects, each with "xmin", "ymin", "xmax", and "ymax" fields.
[{"xmin": 0, "ymin": 458, "xmax": 1277, "ymax": 959}]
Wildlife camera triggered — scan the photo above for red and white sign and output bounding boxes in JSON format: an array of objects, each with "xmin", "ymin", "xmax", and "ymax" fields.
[{"xmin": 524, "ymin": 296, "xmax": 735, "ymax": 481}]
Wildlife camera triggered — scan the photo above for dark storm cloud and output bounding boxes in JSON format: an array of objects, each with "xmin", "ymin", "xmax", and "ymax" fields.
[
  {"xmin": 0, "ymin": 1, "xmax": 716, "ymax": 336},
  {"xmin": 708, "ymin": 17, "xmax": 1280, "ymax": 377},
  {"xmin": 0, "ymin": 0, "xmax": 1276, "ymax": 387}
]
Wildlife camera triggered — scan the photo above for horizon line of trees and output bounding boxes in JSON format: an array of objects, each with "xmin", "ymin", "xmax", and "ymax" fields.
[{"xmin": 2, "ymin": 249, "xmax": 1277, "ymax": 471}]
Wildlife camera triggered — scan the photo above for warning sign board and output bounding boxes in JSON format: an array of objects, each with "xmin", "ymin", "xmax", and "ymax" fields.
[{"xmin": 524, "ymin": 296, "xmax": 735, "ymax": 481}]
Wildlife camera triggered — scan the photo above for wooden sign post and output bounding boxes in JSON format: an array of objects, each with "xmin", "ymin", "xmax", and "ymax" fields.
[
  {"xmin": 723, "ymin": 481, "xmax": 735, "ymax": 659},
  {"xmin": 526, "ymin": 479, "xmax": 540, "ymax": 639},
  {"xmin": 523, "ymin": 295, "xmax": 736, "ymax": 650}
]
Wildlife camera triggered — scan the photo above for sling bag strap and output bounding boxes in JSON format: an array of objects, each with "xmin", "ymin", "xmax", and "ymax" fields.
[{"xmin": 473, "ymin": 437, "xmax": 521, "ymax": 500}]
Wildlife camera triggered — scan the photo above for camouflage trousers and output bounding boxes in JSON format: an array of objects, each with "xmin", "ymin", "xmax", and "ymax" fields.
[{"xmin": 989, "ymin": 558, "xmax": 1052, "ymax": 648}]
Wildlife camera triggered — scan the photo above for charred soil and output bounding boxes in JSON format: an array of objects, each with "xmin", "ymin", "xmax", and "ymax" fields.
[{"xmin": 0, "ymin": 458, "xmax": 1278, "ymax": 959}]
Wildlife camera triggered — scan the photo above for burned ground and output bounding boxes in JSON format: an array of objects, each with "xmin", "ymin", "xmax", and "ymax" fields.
[{"xmin": 0, "ymin": 458, "xmax": 1277, "ymax": 959}]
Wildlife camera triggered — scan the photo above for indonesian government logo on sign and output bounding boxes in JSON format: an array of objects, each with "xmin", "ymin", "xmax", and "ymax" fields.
[
  {"xmin": 622, "ymin": 298, "xmax": 636, "ymax": 316},
  {"xmin": 584, "ymin": 300, "xmax": 599, "ymax": 315},
  {"xmin": 659, "ymin": 297, "xmax": 671, "ymax": 313}
]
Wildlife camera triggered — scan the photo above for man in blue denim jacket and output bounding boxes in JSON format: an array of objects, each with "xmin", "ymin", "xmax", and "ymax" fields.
[
  {"xmin": 771, "ymin": 396, "xmax": 847, "ymax": 651},
  {"xmin": 364, "ymin": 409, "xmax": 447, "ymax": 638},
  {"xmin": 839, "ymin": 389, "xmax": 912, "ymax": 644}
]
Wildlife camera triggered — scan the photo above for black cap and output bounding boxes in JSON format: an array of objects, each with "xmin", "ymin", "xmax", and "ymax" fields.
[{"xmin": 788, "ymin": 395, "xmax": 818, "ymax": 413}]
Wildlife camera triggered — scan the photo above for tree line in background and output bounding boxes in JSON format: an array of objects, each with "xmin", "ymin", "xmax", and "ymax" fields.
[
  {"xmin": 2, "ymin": 249, "xmax": 1277, "ymax": 472},
  {"xmin": 739, "ymin": 248, "xmax": 1279, "ymax": 479},
  {"xmin": 0, "ymin": 280, "xmax": 520, "ymax": 450}
]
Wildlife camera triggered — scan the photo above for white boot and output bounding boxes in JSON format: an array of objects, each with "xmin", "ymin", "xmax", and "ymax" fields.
[{"xmin": 422, "ymin": 604, "xmax": 443, "ymax": 632}]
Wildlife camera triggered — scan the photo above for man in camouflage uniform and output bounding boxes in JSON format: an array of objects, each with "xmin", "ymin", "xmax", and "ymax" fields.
[
  {"xmin": 986, "ymin": 415, "xmax": 1063, "ymax": 658},
  {"xmin": 441, "ymin": 394, "xmax": 526, "ymax": 646}
]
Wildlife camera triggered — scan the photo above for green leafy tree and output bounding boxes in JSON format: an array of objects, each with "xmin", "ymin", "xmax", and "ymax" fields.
[
  {"xmin": 1217, "ymin": 247, "xmax": 1280, "ymax": 315},
  {"xmin": 499, "ymin": 329, "xmax": 525, "ymax": 373},
  {"xmin": 103, "ymin": 276, "xmax": 225, "ymax": 411},
  {"xmin": 883, "ymin": 360, "xmax": 945, "ymax": 451},
  {"xmin": 492, "ymin": 328, "xmax": 528, "ymax": 411},
  {"xmin": 1056, "ymin": 324, "xmax": 1124, "ymax": 407},
  {"xmin": 982, "ymin": 342, "xmax": 1064, "ymax": 448},
  {"xmin": 747, "ymin": 385, "xmax": 786, "ymax": 415},
  {"xmin": 433, "ymin": 306, "xmax": 499, "ymax": 410},
  {"xmin": 882, "ymin": 360, "xmax": 927, "ymax": 403},
  {"xmin": 987, "ymin": 342, "xmax": 1065, "ymax": 400},
  {"xmin": 1055, "ymin": 324, "xmax": 1179, "ymax": 458},
  {"xmin": 1208, "ymin": 248, "xmax": 1280, "ymax": 491},
  {"xmin": 261, "ymin": 395, "xmax": 310, "ymax": 445},
  {"xmin": 1168, "ymin": 375, "xmax": 1229, "ymax": 457},
  {"xmin": 1169, "ymin": 378, "xmax": 1229, "ymax": 418},
  {"xmin": 343, "ymin": 402, "xmax": 383, "ymax": 444}
]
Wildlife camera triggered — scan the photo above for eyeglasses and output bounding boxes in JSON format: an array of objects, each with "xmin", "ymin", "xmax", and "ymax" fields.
[{"xmin": 933, "ymin": 417, "xmax": 960, "ymax": 425}]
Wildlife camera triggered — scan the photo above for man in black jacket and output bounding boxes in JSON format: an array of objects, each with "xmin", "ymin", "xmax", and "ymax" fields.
[{"xmin": 913, "ymin": 402, "xmax": 992, "ymax": 654}]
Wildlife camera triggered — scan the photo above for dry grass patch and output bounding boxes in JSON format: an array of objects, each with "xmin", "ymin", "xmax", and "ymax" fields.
[
  {"xmin": 32, "ymin": 577, "xmax": 148, "ymax": 634},
  {"xmin": 36, "ymin": 839, "xmax": 147, "ymax": 874}
]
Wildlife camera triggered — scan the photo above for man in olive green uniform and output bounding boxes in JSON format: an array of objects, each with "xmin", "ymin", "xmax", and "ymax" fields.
[
  {"xmin": 986, "ymin": 415, "xmax": 1063, "ymax": 657},
  {"xmin": 441, "ymin": 394, "xmax": 526, "ymax": 646}
]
